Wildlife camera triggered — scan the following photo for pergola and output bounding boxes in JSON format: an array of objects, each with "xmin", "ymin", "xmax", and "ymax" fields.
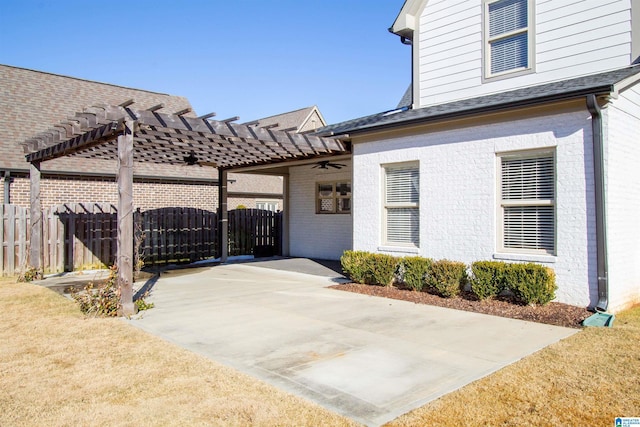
[{"xmin": 21, "ymin": 101, "xmax": 348, "ymax": 314}]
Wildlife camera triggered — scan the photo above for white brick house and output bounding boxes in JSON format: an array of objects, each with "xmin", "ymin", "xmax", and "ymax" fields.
[{"xmin": 236, "ymin": 0, "xmax": 640, "ymax": 313}]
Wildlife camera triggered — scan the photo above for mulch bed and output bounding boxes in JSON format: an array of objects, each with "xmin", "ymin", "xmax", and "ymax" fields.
[{"xmin": 329, "ymin": 283, "xmax": 592, "ymax": 329}]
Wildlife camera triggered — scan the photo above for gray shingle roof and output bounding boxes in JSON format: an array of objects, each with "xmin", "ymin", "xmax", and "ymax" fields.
[
  {"xmin": 318, "ymin": 65, "xmax": 640, "ymax": 136},
  {"xmin": 397, "ymin": 85, "xmax": 412, "ymax": 109},
  {"xmin": 244, "ymin": 106, "xmax": 323, "ymax": 132},
  {"xmin": 0, "ymin": 64, "xmax": 197, "ymax": 177}
]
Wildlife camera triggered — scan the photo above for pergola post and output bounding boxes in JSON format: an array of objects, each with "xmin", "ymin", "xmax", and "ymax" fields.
[
  {"xmin": 218, "ymin": 168, "xmax": 228, "ymax": 263},
  {"xmin": 282, "ymin": 174, "xmax": 290, "ymax": 256},
  {"xmin": 117, "ymin": 120, "xmax": 135, "ymax": 316},
  {"xmin": 29, "ymin": 161, "xmax": 42, "ymax": 277}
]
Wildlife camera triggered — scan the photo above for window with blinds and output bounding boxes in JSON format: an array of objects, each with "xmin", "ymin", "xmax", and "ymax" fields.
[
  {"xmin": 485, "ymin": 0, "xmax": 531, "ymax": 77},
  {"xmin": 384, "ymin": 164, "xmax": 419, "ymax": 246},
  {"xmin": 499, "ymin": 152, "xmax": 555, "ymax": 254}
]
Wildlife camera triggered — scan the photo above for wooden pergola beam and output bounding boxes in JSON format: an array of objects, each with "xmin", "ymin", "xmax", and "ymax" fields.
[{"xmin": 27, "ymin": 105, "xmax": 346, "ymax": 167}]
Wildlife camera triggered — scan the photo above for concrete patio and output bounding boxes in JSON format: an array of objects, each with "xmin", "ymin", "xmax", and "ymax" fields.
[{"xmin": 128, "ymin": 258, "xmax": 577, "ymax": 427}]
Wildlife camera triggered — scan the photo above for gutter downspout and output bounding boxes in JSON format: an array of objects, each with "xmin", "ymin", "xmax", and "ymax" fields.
[
  {"xmin": 401, "ymin": 36, "xmax": 414, "ymax": 109},
  {"xmin": 586, "ymin": 94, "xmax": 609, "ymax": 312},
  {"xmin": 390, "ymin": 27, "xmax": 414, "ymax": 109}
]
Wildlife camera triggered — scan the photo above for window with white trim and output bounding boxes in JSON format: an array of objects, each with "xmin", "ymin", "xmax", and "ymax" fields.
[
  {"xmin": 384, "ymin": 163, "xmax": 419, "ymax": 246},
  {"xmin": 316, "ymin": 181, "xmax": 351, "ymax": 214},
  {"xmin": 484, "ymin": 0, "xmax": 532, "ymax": 78},
  {"xmin": 498, "ymin": 151, "xmax": 555, "ymax": 254}
]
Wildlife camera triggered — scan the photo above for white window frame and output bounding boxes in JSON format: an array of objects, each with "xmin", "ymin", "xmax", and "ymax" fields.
[
  {"xmin": 383, "ymin": 162, "xmax": 420, "ymax": 247},
  {"xmin": 497, "ymin": 149, "xmax": 556, "ymax": 255},
  {"xmin": 316, "ymin": 181, "xmax": 351, "ymax": 214},
  {"xmin": 483, "ymin": 0, "xmax": 534, "ymax": 80}
]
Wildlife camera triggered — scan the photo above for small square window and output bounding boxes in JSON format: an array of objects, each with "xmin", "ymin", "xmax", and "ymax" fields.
[{"xmin": 317, "ymin": 181, "xmax": 351, "ymax": 214}]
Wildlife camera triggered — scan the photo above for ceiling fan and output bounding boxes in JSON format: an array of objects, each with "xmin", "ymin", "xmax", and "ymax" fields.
[
  {"xmin": 312, "ymin": 160, "xmax": 346, "ymax": 170},
  {"xmin": 183, "ymin": 151, "xmax": 199, "ymax": 166}
]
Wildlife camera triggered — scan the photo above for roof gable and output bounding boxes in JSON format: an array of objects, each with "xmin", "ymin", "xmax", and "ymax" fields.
[
  {"xmin": 244, "ymin": 106, "xmax": 326, "ymax": 133},
  {"xmin": 390, "ymin": 0, "xmax": 428, "ymax": 40}
]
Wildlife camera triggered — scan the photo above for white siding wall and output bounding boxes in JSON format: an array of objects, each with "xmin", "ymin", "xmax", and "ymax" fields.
[
  {"xmin": 417, "ymin": 0, "xmax": 633, "ymax": 107},
  {"xmin": 288, "ymin": 161, "xmax": 352, "ymax": 260},
  {"xmin": 605, "ymin": 87, "xmax": 640, "ymax": 312},
  {"xmin": 353, "ymin": 110, "xmax": 597, "ymax": 308}
]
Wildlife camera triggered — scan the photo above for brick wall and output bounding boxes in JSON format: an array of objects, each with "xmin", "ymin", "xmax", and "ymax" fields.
[
  {"xmin": 7, "ymin": 174, "xmax": 219, "ymax": 211},
  {"xmin": 229, "ymin": 198, "xmax": 258, "ymax": 209},
  {"xmin": 353, "ymin": 109, "xmax": 597, "ymax": 309},
  {"xmin": 6, "ymin": 174, "xmax": 284, "ymax": 213},
  {"xmin": 606, "ymin": 87, "xmax": 640, "ymax": 312},
  {"xmin": 289, "ymin": 161, "xmax": 352, "ymax": 260}
]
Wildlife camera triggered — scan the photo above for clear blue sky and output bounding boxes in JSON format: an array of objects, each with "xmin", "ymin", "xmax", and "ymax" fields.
[{"xmin": 0, "ymin": 0, "xmax": 409, "ymax": 124}]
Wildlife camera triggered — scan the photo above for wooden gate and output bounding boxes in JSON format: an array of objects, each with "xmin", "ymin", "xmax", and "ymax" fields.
[
  {"xmin": 138, "ymin": 207, "xmax": 218, "ymax": 265},
  {"xmin": 228, "ymin": 208, "xmax": 282, "ymax": 257}
]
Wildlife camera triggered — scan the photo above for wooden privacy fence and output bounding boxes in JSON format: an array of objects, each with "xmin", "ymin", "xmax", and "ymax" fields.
[
  {"xmin": 0, "ymin": 204, "xmax": 30, "ymax": 276},
  {"xmin": 138, "ymin": 207, "xmax": 218, "ymax": 265},
  {"xmin": 0, "ymin": 203, "xmax": 283, "ymax": 276}
]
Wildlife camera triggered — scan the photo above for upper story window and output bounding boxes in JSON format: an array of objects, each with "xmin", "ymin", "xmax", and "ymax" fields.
[{"xmin": 484, "ymin": 0, "xmax": 533, "ymax": 78}]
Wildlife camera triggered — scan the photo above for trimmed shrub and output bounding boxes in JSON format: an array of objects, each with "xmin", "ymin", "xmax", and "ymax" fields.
[
  {"xmin": 340, "ymin": 251, "xmax": 399, "ymax": 286},
  {"xmin": 504, "ymin": 263, "xmax": 557, "ymax": 305},
  {"xmin": 470, "ymin": 261, "xmax": 506, "ymax": 300},
  {"xmin": 400, "ymin": 256, "xmax": 432, "ymax": 291},
  {"xmin": 426, "ymin": 259, "xmax": 468, "ymax": 298},
  {"xmin": 340, "ymin": 250, "xmax": 369, "ymax": 284},
  {"xmin": 368, "ymin": 253, "xmax": 398, "ymax": 286}
]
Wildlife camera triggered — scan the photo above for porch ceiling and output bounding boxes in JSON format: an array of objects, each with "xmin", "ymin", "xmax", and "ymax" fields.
[{"xmin": 20, "ymin": 102, "xmax": 349, "ymax": 170}]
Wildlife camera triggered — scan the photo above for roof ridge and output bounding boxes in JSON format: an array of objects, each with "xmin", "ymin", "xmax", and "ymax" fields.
[
  {"xmin": 252, "ymin": 105, "xmax": 316, "ymax": 122},
  {"xmin": 0, "ymin": 63, "xmax": 182, "ymax": 98}
]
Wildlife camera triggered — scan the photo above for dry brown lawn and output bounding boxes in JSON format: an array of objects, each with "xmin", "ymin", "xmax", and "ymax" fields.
[
  {"xmin": 0, "ymin": 281, "xmax": 358, "ymax": 427},
  {"xmin": 2, "ymin": 280, "xmax": 639, "ymax": 427},
  {"xmin": 386, "ymin": 306, "xmax": 640, "ymax": 427}
]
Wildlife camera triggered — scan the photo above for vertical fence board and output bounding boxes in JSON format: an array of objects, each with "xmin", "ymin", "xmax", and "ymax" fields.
[
  {"xmin": 7, "ymin": 206, "xmax": 15, "ymax": 275},
  {"xmin": 17, "ymin": 208, "xmax": 27, "ymax": 271},
  {"xmin": 0, "ymin": 205, "xmax": 5, "ymax": 275}
]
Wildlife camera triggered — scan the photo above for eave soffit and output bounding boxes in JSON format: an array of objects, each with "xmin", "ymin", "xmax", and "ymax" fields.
[{"xmin": 390, "ymin": 0, "xmax": 429, "ymax": 39}]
